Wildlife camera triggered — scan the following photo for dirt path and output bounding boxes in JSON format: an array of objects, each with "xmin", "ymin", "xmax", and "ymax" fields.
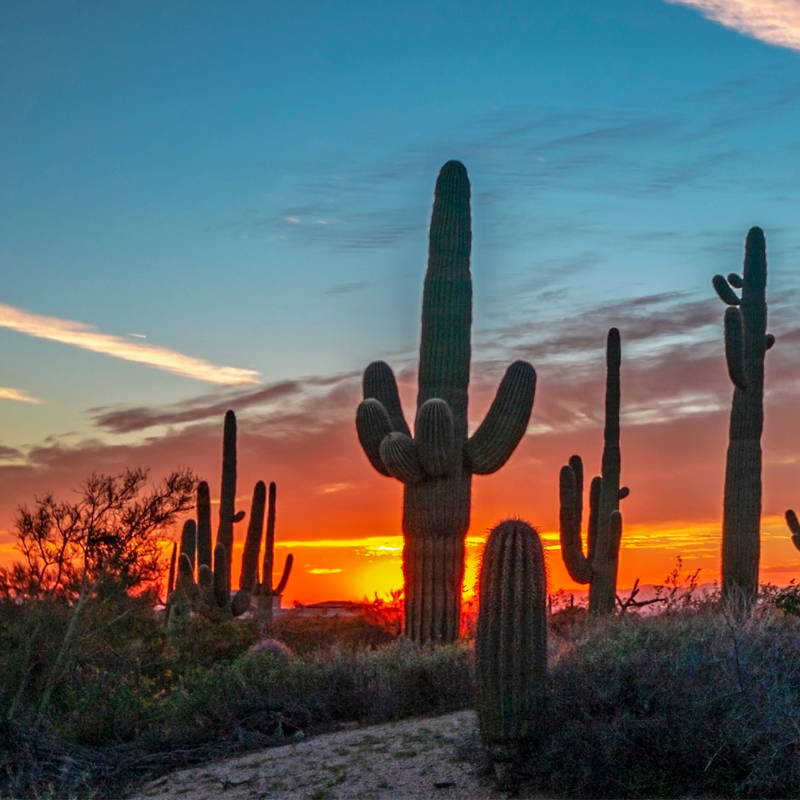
[{"xmin": 129, "ymin": 710, "xmax": 543, "ymax": 800}]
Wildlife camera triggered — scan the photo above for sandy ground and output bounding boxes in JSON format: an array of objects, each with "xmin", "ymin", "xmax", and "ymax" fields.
[{"xmin": 128, "ymin": 710, "xmax": 543, "ymax": 800}]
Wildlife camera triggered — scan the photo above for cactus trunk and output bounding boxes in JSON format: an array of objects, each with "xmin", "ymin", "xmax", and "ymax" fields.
[{"xmin": 217, "ymin": 409, "xmax": 237, "ymax": 587}]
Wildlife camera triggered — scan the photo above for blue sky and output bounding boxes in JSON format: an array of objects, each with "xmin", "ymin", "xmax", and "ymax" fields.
[{"xmin": 3, "ymin": 1, "xmax": 800, "ymax": 595}]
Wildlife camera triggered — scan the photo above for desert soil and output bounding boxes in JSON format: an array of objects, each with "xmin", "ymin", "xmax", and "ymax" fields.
[{"xmin": 128, "ymin": 709, "xmax": 544, "ymax": 800}]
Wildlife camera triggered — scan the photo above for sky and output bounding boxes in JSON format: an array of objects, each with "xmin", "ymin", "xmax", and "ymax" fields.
[{"xmin": 2, "ymin": 0, "xmax": 800, "ymax": 605}]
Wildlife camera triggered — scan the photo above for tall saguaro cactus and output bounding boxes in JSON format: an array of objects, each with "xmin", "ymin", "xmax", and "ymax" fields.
[
  {"xmin": 559, "ymin": 328, "xmax": 628, "ymax": 614},
  {"xmin": 713, "ymin": 227, "xmax": 773, "ymax": 609},
  {"xmin": 476, "ymin": 519, "xmax": 547, "ymax": 774},
  {"xmin": 356, "ymin": 161, "xmax": 536, "ymax": 644}
]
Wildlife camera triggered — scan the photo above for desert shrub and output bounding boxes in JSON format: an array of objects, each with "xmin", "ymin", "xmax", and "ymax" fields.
[
  {"xmin": 269, "ymin": 612, "xmax": 396, "ymax": 655},
  {"xmin": 525, "ymin": 605, "xmax": 800, "ymax": 798}
]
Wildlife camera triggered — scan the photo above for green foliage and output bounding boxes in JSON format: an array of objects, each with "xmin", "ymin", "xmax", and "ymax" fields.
[
  {"xmin": 0, "ymin": 592, "xmax": 469, "ymax": 799},
  {"xmin": 0, "ymin": 468, "xmax": 195, "ymax": 600},
  {"xmin": 270, "ymin": 613, "xmax": 396, "ymax": 656},
  {"xmin": 529, "ymin": 604, "xmax": 800, "ymax": 798}
]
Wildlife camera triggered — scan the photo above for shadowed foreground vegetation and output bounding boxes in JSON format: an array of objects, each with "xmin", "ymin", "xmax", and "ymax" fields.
[{"xmin": 4, "ymin": 586, "xmax": 800, "ymax": 798}]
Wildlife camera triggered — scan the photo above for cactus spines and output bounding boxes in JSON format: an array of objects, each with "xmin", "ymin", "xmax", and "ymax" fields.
[
  {"xmin": 355, "ymin": 161, "xmax": 536, "ymax": 643},
  {"xmin": 786, "ymin": 510, "xmax": 800, "ymax": 551},
  {"xmin": 476, "ymin": 519, "xmax": 547, "ymax": 771},
  {"xmin": 558, "ymin": 328, "xmax": 627, "ymax": 614},
  {"xmin": 714, "ymin": 227, "xmax": 772, "ymax": 610}
]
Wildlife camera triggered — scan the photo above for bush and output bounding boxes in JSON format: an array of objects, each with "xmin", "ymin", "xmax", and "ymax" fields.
[
  {"xmin": 525, "ymin": 605, "xmax": 800, "ymax": 798},
  {"xmin": 269, "ymin": 612, "xmax": 396, "ymax": 655}
]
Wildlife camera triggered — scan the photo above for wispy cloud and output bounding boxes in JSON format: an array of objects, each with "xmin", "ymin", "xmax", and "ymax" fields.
[
  {"xmin": 90, "ymin": 370, "xmax": 358, "ymax": 433},
  {"xmin": 667, "ymin": 0, "xmax": 800, "ymax": 51},
  {"xmin": 0, "ymin": 303, "xmax": 260, "ymax": 385},
  {"xmin": 0, "ymin": 386, "xmax": 42, "ymax": 404}
]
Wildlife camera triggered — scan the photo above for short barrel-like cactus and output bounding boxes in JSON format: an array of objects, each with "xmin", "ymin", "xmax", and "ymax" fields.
[
  {"xmin": 713, "ymin": 227, "xmax": 774, "ymax": 609},
  {"xmin": 476, "ymin": 519, "xmax": 547, "ymax": 772},
  {"xmin": 356, "ymin": 161, "xmax": 536, "ymax": 643}
]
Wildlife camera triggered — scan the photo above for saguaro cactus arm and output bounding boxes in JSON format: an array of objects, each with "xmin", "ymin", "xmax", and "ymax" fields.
[
  {"xmin": 559, "ymin": 462, "xmax": 593, "ymax": 583},
  {"xmin": 364, "ymin": 361, "xmax": 411, "ymax": 436},
  {"xmin": 787, "ymin": 510, "xmax": 800, "ymax": 551},
  {"xmin": 713, "ymin": 274, "xmax": 741, "ymax": 306},
  {"xmin": 724, "ymin": 307, "xmax": 746, "ymax": 390},
  {"xmin": 466, "ymin": 361, "xmax": 537, "ymax": 475},
  {"xmin": 356, "ymin": 399, "xmax": 393, "ymax": 476},
  {"xmin": 239, "ymin": 480, "xmax": 266, "ymax": 592},
  {"xmin": 274, "ymin": 553, "xmax": 294, "ymax": 595},
  {"xmin": 166, "ymin": 541, "xmax": 177, "ymax": 597},
  {"xmin": 196, "ymin": 481, "xmax": 213, "ymax": 573},
  {"xmin": 416, "ymin": 399, "xmax": 456, "ymax": 476},
  {"xmin": 179, "ymin": 519, "xmax": 197, "ymax": 575}
]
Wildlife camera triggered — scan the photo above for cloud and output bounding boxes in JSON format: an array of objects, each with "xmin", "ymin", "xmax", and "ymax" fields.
[
  {"xmin": 324, "ymin": 282, "xmax": 369, "ymax": 296},
  {"xmin": 90, "ymin": 371, "xmax": 358, "ymax": 433},
  {"xmin": 0, "ymin": 302, "xmax": 259, "ymax": 385},
  {"xmin": 0, "ymin": 386, "xmax": 42, "ymax": 404},
  {"xmin": 0, "ymin": 445, "xmax": 24, "ymax": 461},
  {"xmin": 667, "ymin": 0, "xmax": 800, "ymax": 51}
]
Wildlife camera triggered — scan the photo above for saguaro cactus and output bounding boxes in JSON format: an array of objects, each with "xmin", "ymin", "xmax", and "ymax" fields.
[
  {"xmin": 171, "ymin": 479, "xmax": 253, "ymax": 619},
  {"xmin": 559, "ymin": 328, "xmax": 628, "ymax": 614},
  {"xmin": 713, "ymin": 227, "xmax": 773, "ymax": 609},
  {"xmin": 476, "ymin": 519, "xmax": 547, "ymax": 774},
  {"xmin": 167, "ymin": 410, "xmax": 293, "ymax": 624},
  {"xmin": 245, "ymin": 481, "xmax": 294, "ymax": 633},
  {"xmin": 356, "ymin": 161, "xmax": 536, "ymax": 643}
]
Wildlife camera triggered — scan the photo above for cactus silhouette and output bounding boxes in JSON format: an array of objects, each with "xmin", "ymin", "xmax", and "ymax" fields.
[
  {"xmin": 356, "ymin": 161, "xmax": 536, "ymax": 643},
  {"xmin": 245, "ymin": 481, "xmax": 294, "ymax": 633},
  {"xmin": 713, "ymin": 227, "xmax": 773, "ymax": 609},
  {"xmin": 559, "ymin": 328, "xmax": 628, "ymax": 614},
  {"xmin": 168, "ymin": 410, "xmax": 293, "ymax": 625},
  {"xmin": 786, "ymin": 510, "xmax": 800, "ymax": 552},
  {"xmin": 476, "ymin": 519, "xmax": 547, "ymax": 775}
]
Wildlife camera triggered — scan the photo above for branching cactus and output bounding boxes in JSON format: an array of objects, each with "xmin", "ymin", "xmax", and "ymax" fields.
[
  {"xmin": 476, "ymin": 519, "xmax": 547, "ymax": 777},
  {"xmin": 170, "ymin": 480, "xmax": 253, "ymax": 619},
  {"xmin": 786, "ymin": 510, "xmax": 800, "ymax": 552},
  {"xmin": 356, "ymin": 161, "xmax": 536, "ymax": 643},
  {"xmin": 168, "ymin": 410, "xmax": 254, "ymax": 623},
  {"xmin": 559, "ymin": 328, "xmax": 628, "ymax": 614},
  {"xmin": 243, "ymin": 481, "xmax": 294, "ymax": 633},
  {"xmin": 713, "ymin": 227, "xmax": 773, "ymax": 609}
]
